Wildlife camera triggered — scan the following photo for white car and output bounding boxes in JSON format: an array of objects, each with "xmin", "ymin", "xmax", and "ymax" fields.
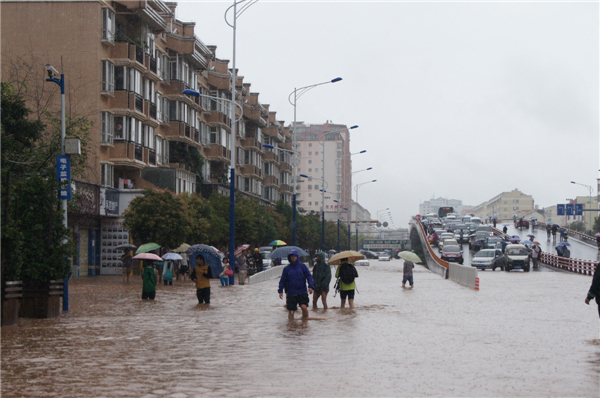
[
  {"xmin": 355, "ymin": 259, "xmax": 370, "ymax": 266},
  {"xmin": 378, "ymin": 255, "xmax": 390, "ymax": 261}
]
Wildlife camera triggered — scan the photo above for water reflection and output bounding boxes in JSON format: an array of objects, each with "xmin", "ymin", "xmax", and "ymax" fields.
[{"xmin": 2, "ymin": 261, "xmax": 598, "ymax": 397}]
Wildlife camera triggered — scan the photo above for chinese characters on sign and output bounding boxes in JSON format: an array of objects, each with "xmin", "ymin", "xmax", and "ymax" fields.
[{"xmin": 56, "ymin": 155, "xmax": 71, "ymax": 199}]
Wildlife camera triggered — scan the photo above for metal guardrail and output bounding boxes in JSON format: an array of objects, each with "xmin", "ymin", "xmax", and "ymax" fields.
[
  {"xmin": 539, "ymin": 223, "xmax": 596, "ymax": 245},
  {"xmin": 491, "ymin": 225, "xmax": 597, "ymax": 275}
]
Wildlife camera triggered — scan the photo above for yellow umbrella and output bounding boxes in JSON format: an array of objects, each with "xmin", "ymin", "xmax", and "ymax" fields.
[
  {"xmin": 328, "ymin": 250, "xmax": 365, "ymax": 265},
  {"xmin": 172, "ymin": 243, "xmax": 190, "ymax": 253}
]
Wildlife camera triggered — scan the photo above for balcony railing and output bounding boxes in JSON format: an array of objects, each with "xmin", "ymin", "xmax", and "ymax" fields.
[
  {"xmin": 193, "ymin": 128, "xmax": 200, "ymax": 143},
  {"xmin": 149, "ymin": 149, "xmax": 156, "ymax": 166},
  {"xmin": 134, "ymin": 144, "xmax": 143, "ymax": 161},
  {"xmin": 149, "ymin": 56, "xmax": 157, "ymax": 74},
  {"xmin": 149, "ymin": 102, "xmax": 157, "ymax": 120},
  {"xmin": 184, "ymin": 124, "xmax": 191, "ymax": 138},
  {"xmin": 134, "ymin": 94, "xmax": 143, "ymax": 112},
  {"xmin": 135, "ymin": 46, "xmax": 144, "ymax": 64}
]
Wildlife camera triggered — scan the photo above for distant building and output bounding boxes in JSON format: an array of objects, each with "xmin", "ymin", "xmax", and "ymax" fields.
[
  {"xmin": 419, "ymin": 197, "xmax": 465, "ymax": 216},
  {"xmin": 350, "ymin": 201, "xmax": 376, "ymax": 236},
  {"xmin": 473, "ymin": 189, "xmax": 534, "ymax": 221}
]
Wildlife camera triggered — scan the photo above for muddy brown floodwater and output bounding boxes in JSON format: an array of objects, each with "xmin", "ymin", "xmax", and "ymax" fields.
[{"xmin": 2, "ymin": 260, "xmax": 599, "ymax": 397}]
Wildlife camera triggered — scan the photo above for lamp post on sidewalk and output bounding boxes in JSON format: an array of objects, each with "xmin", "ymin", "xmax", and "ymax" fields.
[
  {"xmin": 571, "ymin": 180, "xmax": 594, "ymax": 235},
  {"xmin": 300, "ymin": 174, "xmax": 328, "ymax": 250},
  {"xmin": 354, "ymin": 180, "xmax": 377, "ymax": 250},
  {"xmin": 45, "ymin": 63, "xmax": 70, "ymax": 311},
  {"xmin": 288, "ymin": 77, "xmax": 342, "ymax": 246},
  {"xmin": 183, "ymin": 89, "xmax": 244, "ymax": 283}
]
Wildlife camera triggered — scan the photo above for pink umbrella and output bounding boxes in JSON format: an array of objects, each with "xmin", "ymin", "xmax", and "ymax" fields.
[
  {"xmin": 595, "ymin": 233, "xmax": 600, "ymax": 237},
  {"xmin": 234, "ymin": 244, "xmax": 251, "ymax": 256},
  {"xmin": 133, "ymin": 253, "xmax": 163, "ymax": 261}
]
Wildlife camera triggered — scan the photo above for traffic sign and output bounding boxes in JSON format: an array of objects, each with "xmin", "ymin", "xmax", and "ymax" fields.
[
  {"xmin": 566, "ymin": 204, "xmax": 574, "ymax": 216},
  {"xmin": 575, "ymin": 204, "xmax": 584, "ymax": 216},
  {"xmin": 557, "ymin": 204, "xmax": 565, "ymax": 216},
  {"xmin": 56, "ymin": 155, "xmax": 71, "ymax": 200}
]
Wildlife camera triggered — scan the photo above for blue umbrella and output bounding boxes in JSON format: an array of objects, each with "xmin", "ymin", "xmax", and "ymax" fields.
[
  {"xmin": 186, "ymin": 244, "xmax": 223, "ymax": 278},
  {"xmin": 530, "ymin": 217, "xmax": 538, "ymax": 220},
  {"xmin": 511, "ymin": 235, "xmax": 521, "ymax": 239},
  {"xmin": 557, "ymin": 242, "xmax": 571, "ymax": 246},
  {"xmin": 268, "ymin": 246, "xmax": 309, "ymax": 259}
]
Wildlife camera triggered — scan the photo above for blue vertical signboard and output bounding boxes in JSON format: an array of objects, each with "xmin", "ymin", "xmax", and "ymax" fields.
[
  {"xmin": 566, "ymin": 204, "xmax": 574, "ymax": 216},
  {"xmin": 575, "ymin": 204, "xmax": 584, "ymax": 216},
  {"xmin": 56, "ymin": 155, "xmax": 71, "ymax": 199},
  {"xmin": 557, "ymin": 204, "xmax": 565, "ymax": 216}
]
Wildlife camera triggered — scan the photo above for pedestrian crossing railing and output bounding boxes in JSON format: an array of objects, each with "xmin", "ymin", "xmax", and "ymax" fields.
[
  {"xmin": 248, "ymin": 265, "xmax": 285, "ymax": 285},
  {"xmin": 540, "ymin": 253, "xmax": 596, "ymax": 276}
]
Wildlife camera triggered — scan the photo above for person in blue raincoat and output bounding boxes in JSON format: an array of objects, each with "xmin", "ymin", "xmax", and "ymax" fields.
[{"xmin": 277, "ymin": 250, "xmax": 314, "ymax": 320}]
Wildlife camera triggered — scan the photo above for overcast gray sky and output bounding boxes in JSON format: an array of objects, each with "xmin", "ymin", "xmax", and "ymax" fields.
[{"xmin": 177, "ymin": 0, "xmax": 599, "ymax": 226}]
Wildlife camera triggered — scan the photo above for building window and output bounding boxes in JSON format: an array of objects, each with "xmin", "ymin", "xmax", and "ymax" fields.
[
  {"xmin": 308, "ymin": 202, "xmax": 312, "ymax": 206},
  {"xmin": 309, "ymin": 152, "xmax": 312, "ymax": 155},
  {"xmin": 101, "ymin": 60, "xmax": 114, "ymax": 93},
  {"xmin": 315, "ymin": 185, "xmax": 319, "ymax": 190},
  {"xmin": 101, "ymin": 163, "xmax": 114, "ymax": 187},
  {"xmin": 129, "ymin": 68, "xmax": 142, "ymax": 95},
  {"xmin": 102, "ymin": 8, "xmax": 115, "ymax": 42},
  {"xmin": 308, "ymin": 185, "xmax": 312, "ymax": 189},
  {"xmin": 114, "ymin": 116, "xmax": 127, "ymax": 140},
  {"xmin": 308, "ymin": 168, "xmax": 312, "ymax": 172},
  {"xmin": 337, "ymin": 143, "xmax": 342, "ymax": 149},
  {"xmin": 337, "ymin": 151, "xmax": 341, "ymax": 157},
  {"xmin": 308, "ymin": 143, "xmax": 312, "ymax": 147},
  {"xmin": 115, "ymin": 66, "xmax": 127, "ymax": 90},
  {"xmin": 308, "ymin": 160, "xmax": 312, "ymax": 164},
  {"xmin": 144, "ymin": 125, "xmax": 154, "ymax": 149},
  {"xmin": 162, "ymin": 97, "xmax": 170, "ymax": 123},
  {"xmin": 210, "ymin": 126, "xmax": 219, "ymax": 144},
  {"xmin": 315, "ymin": 152, "xmax": 319, "ymax": 155},
  {"xmin": 101, "ymin": 112, "xmax": 114, "ymax": 144}
]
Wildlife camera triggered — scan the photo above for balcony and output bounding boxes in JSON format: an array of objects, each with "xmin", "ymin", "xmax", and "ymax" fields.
[
  {"xmin": 206, "ymin": 110, "xmax": 231, "ymax": 129},
  {"xmin": 204, "ymin": 144, "xmax": 230, "ymax": 162},
  {"xmin": 193, "ymin": 128, "xmax": 200, "ymax": 143},
  {"xmin": 279, "ymin": 183, "xmax": 291, "ymax": 193},
  {"xmin": 108, "ymin": 142, "xmax": 146, "ymax": 169},
  {"xmin": 263, "ymin": 175, "xmax": 279, "ymax": 186},
  {"xmin": 241, "ymin": 137, "xmax": 262, "ymax": 152},
  {"xmin": 280, "ymin": 162, "xmax": 292, "ymax": 173},
  {"xmin": 147, "ymin": 54, "xmax": 157, "ymax": 75},
  {"xmin": 149, "ymin": 149, "xmax": 156, "ymax": 166},
  {"xmin": 263, "ymin": 126, "xmax": 284, "ymax": 142},
  {"xmin": 263, "ymin": 151, "xmax": 280, "ymax": 165},
  {"xmin": 239, "ymin": 164, "xmax": 262, "ymax": 178},
  {"xmin": 136, "ymin": 4, "xmax": 168, "ymax": 31},
  {"xmin": 135, "ymin": 46, "xmax": 144, "ymax": 64}
]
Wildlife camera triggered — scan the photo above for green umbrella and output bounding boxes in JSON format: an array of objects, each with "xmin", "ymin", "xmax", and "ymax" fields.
[
  {"xmin": 398, "ymin": 251, "xmax": 422, "ymax": 263},
  {"xmin": 136, "ymin": 242, "xmax": 161, "ymax": 254}
]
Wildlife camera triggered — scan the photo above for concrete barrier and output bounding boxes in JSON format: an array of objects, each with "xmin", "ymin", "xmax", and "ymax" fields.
[
  {"xmin": 410, "ymin": 220, "xmax": 448, "ymax": 279},
  {"xmin": 448, "ymin": 263, "xmax": 479, "ymax": 289},
  {"xmin": 248, "ymin": 266, "xmax": 285, "ymax": 285}
]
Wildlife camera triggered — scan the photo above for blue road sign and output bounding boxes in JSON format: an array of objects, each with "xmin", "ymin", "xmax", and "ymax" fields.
[
  {"xmin": 557, "ymin": 204, "xmax": 565, "ymax": 216},
  {"xmin": 566, "ymin": 204, "xmax": 574, "ymax": 216},
  {"xmin": 56, "ymin": 155, "xmax": 71, "ymax": 200},
  {"xmin": 575, "ymin": 204, "xmax": 584, "ymax": 216}
]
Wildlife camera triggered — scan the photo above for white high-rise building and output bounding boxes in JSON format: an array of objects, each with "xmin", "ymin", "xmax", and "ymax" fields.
[{"xmin": 419, "ymin": 197, "xmax": 464, "ymax": 216}]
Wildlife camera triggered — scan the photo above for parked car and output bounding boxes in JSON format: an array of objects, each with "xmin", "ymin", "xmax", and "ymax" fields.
[
  {"xmin": 471, "ymin": 249, "xmax": 507, "ymax": 270},
  {"xmin": 355, "ymin": 259, "xmax": 370, "ymax": 266},
  {"xmin": 505, "ymin": 244, "xmax": 530, "ymax": 272},
  {"xmin": 378, "ymin": 254, "xmax": 390, "ymax": 261},
  {"xmin": 440, "ymin": 245, "xmax": 464, "ymax": 264}
]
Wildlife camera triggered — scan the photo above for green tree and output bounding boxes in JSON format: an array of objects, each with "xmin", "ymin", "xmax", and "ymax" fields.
[
  {"xmin": 569, "ymin": 221, "xmax": 586, "ymax": 233},
  {"xmin": 180, "ymin": 193, "xmax": 211, "ymax": 244},
  {"xmin": 1, "ymin": 82, "xmax": 77, "ymax": 281},
  {"xmin": 593, "ymin": 216, "xmax": 600, "ymax": 234},
  {"xmin": 123, "ymin": 188, "xmax": 189, "ymax": 249}
]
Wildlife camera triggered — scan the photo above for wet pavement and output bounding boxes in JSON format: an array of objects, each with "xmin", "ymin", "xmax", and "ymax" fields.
[{"xmin": 2, "ymin": 260, "xmax": 599, "ymax": 397}]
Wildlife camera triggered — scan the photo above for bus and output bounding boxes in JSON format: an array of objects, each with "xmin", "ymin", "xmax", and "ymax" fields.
[{"xmin": 438, "ymin": 206, "xmax": 455, "ymax": 218}]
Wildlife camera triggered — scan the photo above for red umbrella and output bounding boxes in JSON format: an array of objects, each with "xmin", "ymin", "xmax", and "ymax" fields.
[
  {"xmin": 133, "ymin": 253, "xmax": 163, "ymax": 261},
  {"xmin": 234, "ymin": 244, "xmax": 250, "ymax": 256}
]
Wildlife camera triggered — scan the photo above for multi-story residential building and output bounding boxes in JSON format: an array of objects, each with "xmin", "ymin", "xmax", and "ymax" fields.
[
  {"xmin": 419, "ymin": 197, "xmax": 465, "ymax": 216},
  {"xmin": 472, "ymin": 189, "xmax": 534, "ymax": 221},
  {"xmin": 293, "ymin": 122, "xmax": 352, "ymax": 222},
  {"xmin": 350, "ymin": 201, "xmax": 375, "ymax": 236},
  {"xmin": 1, "ymin": 0, "xmax": 293, "ymax": 275}
]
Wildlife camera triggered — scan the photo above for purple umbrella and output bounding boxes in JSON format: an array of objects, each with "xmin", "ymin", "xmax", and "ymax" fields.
[{"xmin": 509, "ymin": 238, "xmax": 521, "ymax": 242}]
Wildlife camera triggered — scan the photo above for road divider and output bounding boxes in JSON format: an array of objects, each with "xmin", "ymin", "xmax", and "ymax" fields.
[
  {"xmin": 448, "ymin": 263, "xmax": 479, "ymax": 290},
  {"xmin": 248, "ymin": 265, "xmax": 284, "ymax": 285}
]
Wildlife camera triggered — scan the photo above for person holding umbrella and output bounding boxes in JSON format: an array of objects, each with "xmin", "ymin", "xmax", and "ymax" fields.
[
  {"xmin": 141, "ymin": 260, "xmax": 158, "ymax": 300},
  {"xmin": 191, "ymin": 255, "xmax": 212, "ymax": 304},
  {"xmin": 120, "ymin": 249, "xmax": 133, "ymax": 282},
  {"xmin": 278, "ymin": 250, "xmax": 314, "ymax": 320},
  {"xmin": 596, "ymin": 233, "xmax": 600, "ymax": 251}
]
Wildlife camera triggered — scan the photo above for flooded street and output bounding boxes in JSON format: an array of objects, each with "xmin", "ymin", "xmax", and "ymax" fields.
[{"xmin": 2, "ymin": 260, "xmax": 599, "ymax": 397}]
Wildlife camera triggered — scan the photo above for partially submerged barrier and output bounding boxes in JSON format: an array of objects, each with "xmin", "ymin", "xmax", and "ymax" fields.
[
  {"xmin": 448, "ymin": 263, "xmax": 479, "ymax": 289},
  {"xmin": 248, "ymin": 265, "xmax": 284, "ymax": 285}
]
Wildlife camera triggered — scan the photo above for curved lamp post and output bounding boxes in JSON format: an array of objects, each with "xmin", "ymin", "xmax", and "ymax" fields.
[{"xmin": 288, "ymin": 77, "xmax": 342, "ymax": 246}]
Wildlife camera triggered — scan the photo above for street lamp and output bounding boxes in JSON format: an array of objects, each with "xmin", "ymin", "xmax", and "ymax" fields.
[
  {"xmin": 289, "ymin": 77, "xmax": 342, "ymax": 246},
  {"xmin": 571, "ymin": 180, "xmax": 594, "ymax": 235},
  {"xmin": 353, "ymin": 179, "xmax": 377, "ymax": 250},
  {"xmin": 45, "ymin": 63, "xmax": 69, "ymax": 311},
  {"xmin": 182, "ymin": 89, "xmax": 244, "ymax": 284},
  {"xmin": 333, "ymin": 199, "xmax": 353, "ymax": 251},
  {"xmin": 352, "ymin": 167, "xmax": 373, "ymax": 175},
  {"xmin": 300, "ymin": 173, "xmax": 328, "ymax": 250}
]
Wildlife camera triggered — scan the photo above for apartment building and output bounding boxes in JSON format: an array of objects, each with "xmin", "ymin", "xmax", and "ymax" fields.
[
  {"xmin": 472, "ymin": 189, "xmax": 534, "ymax": 221},
  {"xmin": 293, "ymin": 122, "xmax": 352, "ymax": 222},
  {"xmin": 1, "ymin": 0, "xmax": 293, "ymax": 275}
]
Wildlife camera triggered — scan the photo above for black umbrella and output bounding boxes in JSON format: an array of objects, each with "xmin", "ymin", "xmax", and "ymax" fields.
[{"xmin": 268, "ymin": 246, "xmax": 309, "ymax": 259}]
